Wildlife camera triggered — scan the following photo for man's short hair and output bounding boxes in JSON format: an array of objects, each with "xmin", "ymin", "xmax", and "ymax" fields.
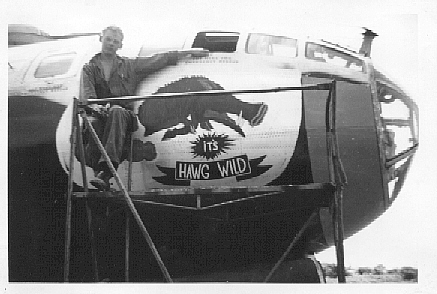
[{"xmin": 101, "ymin": 26, "xmax": 124, "ymax": 40}]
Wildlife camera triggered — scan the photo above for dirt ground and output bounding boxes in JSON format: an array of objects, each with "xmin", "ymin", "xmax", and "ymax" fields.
[{"xmin": 326, "ymin": 274, "xmax": 418, "ymax": 283}]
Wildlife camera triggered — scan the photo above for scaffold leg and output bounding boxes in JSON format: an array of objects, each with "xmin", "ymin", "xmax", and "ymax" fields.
[
  {"xmin": 80, "ymin": 111, "xmax": 173, "ymax": 282},
  {"xmin": 64, "ymin": 100, "xmax": 78, "ymax": 282},
  {"xmin": 326, "ymin": 80, "xmax": 347, "ymax": 283},
  {"xmin": 125, "ymin": 134, "xmax": 134, "ymax": 282},
  {"xmin": 75, "ymin": 110, "xmax": 99, "ymax": 282},
  {"xmin": 333, "ymin": 186, "xmax": 346, "ymax": 283},
  {"xmin": 125, "ymin": 215, "xmax": 130, "ymax": 282}
]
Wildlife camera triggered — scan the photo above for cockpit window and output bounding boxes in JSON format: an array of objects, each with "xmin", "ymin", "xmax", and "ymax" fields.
[
  {"xmin": 305, "ymin": 42, "xmax": 363, "ymax": 71},
  {"xmin": 246, "ymin": 33, "xmax": 297, "ymax": 57},
  {"xmin": 192, "ymin": 32, "xmax": 239, "ymax": 52},
  {"xmin": 34, "ymin": 52, "xmax": 76, "ymax": 78}
]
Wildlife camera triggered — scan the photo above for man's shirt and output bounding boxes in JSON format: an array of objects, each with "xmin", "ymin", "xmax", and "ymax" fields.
[{"xmin": 80, "ymin": 51, "xmax": 178, "ymax": 106}]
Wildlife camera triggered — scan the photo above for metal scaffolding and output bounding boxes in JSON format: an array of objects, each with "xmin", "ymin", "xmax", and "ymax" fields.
[{"xmin": 64, "ymin": 81, "xmax": 347, "ymax": 283}]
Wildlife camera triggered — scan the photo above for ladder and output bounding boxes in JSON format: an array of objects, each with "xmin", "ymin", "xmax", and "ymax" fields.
[{"xmin": 63, "ymin": 80, "xmax": 347, "ymax": 283}]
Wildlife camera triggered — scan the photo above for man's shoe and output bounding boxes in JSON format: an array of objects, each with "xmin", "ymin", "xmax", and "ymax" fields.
[{"xmin": 90, "ymin": 171, "xmax": 112, "ymax": 191}]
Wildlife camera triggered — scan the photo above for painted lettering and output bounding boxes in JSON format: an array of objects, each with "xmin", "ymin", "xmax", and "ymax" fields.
[
  {"xmin": 203, "ymin": 140, "xmax": 219, "ymax": 152},
  {"xmin": 176, "ymin": 155, "xmax": 251, "ymax": 181},
  {"xmin": 216, "ymin": 156, "xmax": 250, "ymax": 178},
  {"xmin": 201, "ymin": 164, "xmax": 210, "ymax": 179},
  {"xmin": 177, "ymin": 162, "xmax": 210, "ymax": 180},
  {"xmin": 178, "ymin": 163, "xmax": 188, "ymax": 179},
  {"xmin": 236, "ymin": 157, "xmax": 246, "ymax": 173},
  {"xmin": 217, "ymin": 160, "xmax": 229, "ymax": 178}
]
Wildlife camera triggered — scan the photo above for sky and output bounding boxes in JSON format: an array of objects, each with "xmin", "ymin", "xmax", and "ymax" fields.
[{"xmin": 3, "ymin": 0, "xmax": 437, "ymax": 291}]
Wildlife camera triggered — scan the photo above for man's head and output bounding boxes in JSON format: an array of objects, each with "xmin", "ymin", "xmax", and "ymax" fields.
[{"xmin": 100, "ymin": 26, "xmax": 124, "ymax": 56}]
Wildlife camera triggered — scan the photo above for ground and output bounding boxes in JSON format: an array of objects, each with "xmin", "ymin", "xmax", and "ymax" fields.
[{"xmin": 326, "ymin": 273, "xmax": 418, "ymax": 284}]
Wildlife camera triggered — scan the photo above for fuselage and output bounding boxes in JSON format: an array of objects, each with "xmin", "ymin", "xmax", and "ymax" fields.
[{"xmin": 8, "ymin": 29, "xmax": 418, "ymax": 281}]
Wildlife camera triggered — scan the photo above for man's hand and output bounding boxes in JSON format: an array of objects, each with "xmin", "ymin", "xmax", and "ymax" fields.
[
  {"xmin": 83, "ymin": 103, "xmax": 108, "ymax": 115},
  {"xmin": 88, "ymin": 104, "xmax": 104, "ymax": 112},
  {"xmin": 178, "ymin": 48, "xmax": 209, "ymax": 58},
  {"xmin": 166, "ymin": 49, "xmax": 209, "ymax": 65}
]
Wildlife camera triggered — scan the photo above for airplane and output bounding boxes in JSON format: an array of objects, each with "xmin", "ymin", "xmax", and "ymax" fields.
[{"xmin": 8, "ymin": 26, "xmax": 419, "ymax": 282}]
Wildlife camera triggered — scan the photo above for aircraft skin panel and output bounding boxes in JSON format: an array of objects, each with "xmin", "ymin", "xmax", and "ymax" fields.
[
  {"xmin": 8, "ymin": 96, "xmax": 69, "ymax": 147},
  {"xmin": 57, "ymin": 53, "xmax": 304, "ymax": 190}
]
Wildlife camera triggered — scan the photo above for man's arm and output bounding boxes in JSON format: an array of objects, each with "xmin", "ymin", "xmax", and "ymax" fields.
[
  {"xmin": 79, "ymin": 66, "xmax": 108, "ymax": 114},
  {"xmin": 134, "ymin": 49, "xmax": 209, "ymax": 77},
  {"xmin": 79, "ymin": 66, "xmax": 97, "ymax": 105},
  {"xmin": 133, "ymin": 51, "xmax": 179, "ymax": 77}
]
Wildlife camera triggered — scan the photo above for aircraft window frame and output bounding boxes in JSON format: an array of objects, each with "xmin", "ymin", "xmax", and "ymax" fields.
[
  {"xmin": 376, "ymin": 81, "xmax": 418, "ymax": 162},
  {"xmin": 305, "ymin": 42, "xmax": 364, "ymax": 72},
  {"xmin": 376, "ymin": 80, "xmax": 419, "ymax": 205},
  {"xmin": 34, "ymin": 52, "xmax": 77, "ymax": 79},
  {"xmin": 246, "ymin": 33, "xmax": 298, "ymax": 57}
]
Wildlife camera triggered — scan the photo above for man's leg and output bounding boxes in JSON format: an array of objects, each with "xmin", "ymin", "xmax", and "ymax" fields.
[
  {"xmin": 83, "ymin": 114, "xmax": 106, "ymax": 174},
  {"xmin": 91, "ymin": 106, "xmax": 132, "ymax": 191}
]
